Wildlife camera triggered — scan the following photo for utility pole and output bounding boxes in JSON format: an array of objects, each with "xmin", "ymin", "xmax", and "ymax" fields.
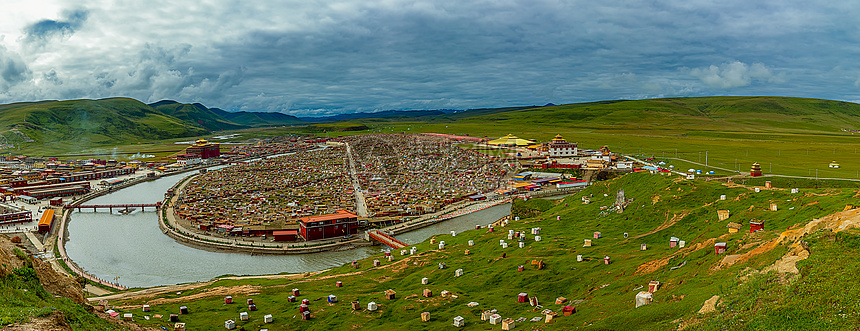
[{"xmin": 705, "ymin": 151, "xmax": 708, "ymax": 166}]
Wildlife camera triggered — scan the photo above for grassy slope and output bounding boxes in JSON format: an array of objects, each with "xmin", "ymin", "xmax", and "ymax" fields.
[
  {"xmin": 220, "ymin": 111, "xmax": 305, "ymax": 127},
  {"xmin": 7, "ymin": 95, "xmax": 860, "ymax": 178},
  {"xmin": 109, "ymin": 172, "xmax": 859, "ymax": 330},
  {"xmin": 353, "ymin": 97, "xmax": 860, "ymax": 179},
  {"xmin": 0, "ymin": 248, "xmax": 122, "ymax": 330},
  {"xmin": 0, "ymin": 98, "xmax": 208, "ymax": 154},
  {"xmin": 150, "ymin": 101, "xmax": 247, "ymax": 131}
]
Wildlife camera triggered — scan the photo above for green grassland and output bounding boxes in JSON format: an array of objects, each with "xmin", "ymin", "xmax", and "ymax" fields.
[
  {"xmin": 107, "ymin": 172, "xmax": 860, "ymax": 330},
  {"xmin": 7, "ymin": 96, "xmax": 860, "ymax": 180},
  {"xmin": 0, "ymin": 98, "xmax": 208, "ymax": 155},
  {"xmin": 0, "ymin": 247, "xmax": 124, "ymax": 330},
  {"xmin": 353, "ymin": 97, "xmax": 860, "ymax": 180}
]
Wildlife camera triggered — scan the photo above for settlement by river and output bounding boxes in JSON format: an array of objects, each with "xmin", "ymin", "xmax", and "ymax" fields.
[
  {"xmin": 170, "ymin": 134, "xmax": 508, "ymax": 248},
  {"xmin": 64, "ymin": 169, "xmax": 511, "ymax": 287},
  {"xmin": 65, "ymin": 134, "xmax": 514, "ymax": 287}
]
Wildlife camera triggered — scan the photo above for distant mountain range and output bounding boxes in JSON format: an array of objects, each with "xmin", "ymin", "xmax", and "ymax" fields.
[
  {"xmin": 299, "ymin": 109, "xmax": 456, "ymax": 122},
  {"xmin": 149, "ymin": 100, "xmax": 304, "ymax": 131},
  {"xmin": 4, "ymin": 95, "xmax": 860, "ymax": 154}
]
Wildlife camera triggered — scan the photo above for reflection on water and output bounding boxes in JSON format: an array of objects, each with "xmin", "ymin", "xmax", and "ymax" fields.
[{"xmin": 65, "ymin": 171, "xmax": 511, "ymax": 287}]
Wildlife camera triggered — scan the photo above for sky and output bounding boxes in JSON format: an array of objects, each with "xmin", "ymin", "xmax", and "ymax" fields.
[{"xmin": 0, "ymin": 0, "xmax": 858, "ymax": 115}]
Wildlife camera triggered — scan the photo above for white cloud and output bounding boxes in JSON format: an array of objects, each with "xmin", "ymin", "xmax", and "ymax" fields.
[{"xmin": 689, "ymin": 61, "xmax": 783, "ymax": 89}]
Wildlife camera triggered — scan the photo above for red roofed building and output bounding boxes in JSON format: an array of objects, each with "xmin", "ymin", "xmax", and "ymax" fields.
[
  {"xmin": 273, "ymin": 230, "xmax": 299, "ymax": 242},
  {"xmin": 185, "ymin": 139, "xmax": 221, "ymax": 159},
  {"xmin": 299, "ymin": 210, "xmax": 359, "ymax": 241}
]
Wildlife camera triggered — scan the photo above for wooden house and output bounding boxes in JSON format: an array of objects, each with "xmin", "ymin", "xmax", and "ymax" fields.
[
  {"xmin": 635, "ymin": 291, "xmax": 652, "ymax": 308},
  {"xmin": 750, "ymin": 220, "xmax": 765, "ymax": 232},
  {"xmin": 563, "ymin": 306, "xmax": 576, "ymax": 316},
  {"xmin": 502, "ymin": 318, "xmax": 516, "ymax": 330},
  {"xmin": 714, "ymin": 242, "xmax": 727, "ymax": 255},
  {"xmin": 726, "ymin": 222, "xmax": 742, "ymax": 233},
  {"xmin": 648, "ymin": 280, "xmax": 660, "ymax": 293},
  {"xmin": 385, "ymin": 289, "xmax": 396, "ymax": 300},
  {"xmin": 453, "ymin": 316, "xmax": 465, "ymax": 327}
]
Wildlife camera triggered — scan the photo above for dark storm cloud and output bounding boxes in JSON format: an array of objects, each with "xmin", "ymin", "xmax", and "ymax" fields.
[
  {"xmin": 4, "ymin": 1, "xmax": 860, "ymax": 113},
  {"xmin": 0, "ymin": 45, "xmax": 31, "ymax": 88},
  {"xmin": 22, "ymin": 9, "xmax": 89, "ymax": 46}
]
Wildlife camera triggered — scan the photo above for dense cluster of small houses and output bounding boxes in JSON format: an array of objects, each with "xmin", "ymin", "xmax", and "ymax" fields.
[{"xmin": 344, "ymin": 134, "xmax": 506, "ymax": 217}]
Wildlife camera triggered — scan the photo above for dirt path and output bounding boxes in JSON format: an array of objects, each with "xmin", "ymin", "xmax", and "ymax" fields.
[
  {"xmin": 633, "ymin": 211, "xmax": 690, "ymax": 239},
  {"xmin": 89, "ymin": 270, "xmax": 330, "ymax": 302}
]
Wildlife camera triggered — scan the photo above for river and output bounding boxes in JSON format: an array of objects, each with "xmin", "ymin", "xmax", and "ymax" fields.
[{"xmin": 64, "ymin": 171, "xmax": 511, "ymax": 288}]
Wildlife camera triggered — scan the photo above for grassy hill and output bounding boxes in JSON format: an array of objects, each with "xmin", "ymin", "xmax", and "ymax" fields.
[
  {"xmin": 103, "ymin": 171, "xmax": 860, "ymax": 330},
  {"xmin": 150, "ymin": 100, "xmax": 305, "ymax": 129},
  {"xmin": 343, "ymin": 96, "xmax": 860, "ymax": 180},
  {"xmin": 0, "ymin": 98, "xmax": 310, "ymax": 155},
  {"xmin": 0, "ymin": 98, "xmax": 208, "ymax": 153},
  {"xmin": 449, "ymin": 96, "xmax": 860, "ymax": 133},
  {"xmin": 219, "ymin": 110, "xmax": 304, "ymax": 127},
  {"xmin": 0, "ymin": 237, "xmax": 128, "ymax": 330},
  {"xmin": 149, "ymin": 100, "xmax": 247, "ymax": 131}
]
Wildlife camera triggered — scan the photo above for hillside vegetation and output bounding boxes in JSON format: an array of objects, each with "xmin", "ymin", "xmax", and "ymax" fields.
[
  {"xmin": 356, "ymin": 96, "xmax": 860, "ymax": 180},
  {"xmin": 0, "ymin": 98, "xmax": 307, "ymax": 155},
  {"xmin": 0, "ymin": 98, "xmax": 208, "ymax": 152},
  {"xmin": 0, "ymin": 236, "xmax": 129, "ymax": 330},
  {"xmin": 103, "ymin": 172, "xmax": 860, "ymax": 330}
]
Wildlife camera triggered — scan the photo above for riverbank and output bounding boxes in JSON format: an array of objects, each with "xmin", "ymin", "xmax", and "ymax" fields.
[
  {"xmin": 51, "ymin": 160, "xmax": 257, "ymax": 290},
  {"xmin": 160, "ymin": 172, "xmax": 374, "ymax": 254},
  {"xmin": 57, "ymin": 150, "xmax": 514, "ymax": 288}
]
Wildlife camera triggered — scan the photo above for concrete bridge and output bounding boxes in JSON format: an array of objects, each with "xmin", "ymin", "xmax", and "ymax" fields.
[
  {"xmin": 365, "ymin": 229, "xmax": 408, "ymax": 249},
  {"xmin": 63, "ymin": 202, "xmax": 161, "ymax": 212}
]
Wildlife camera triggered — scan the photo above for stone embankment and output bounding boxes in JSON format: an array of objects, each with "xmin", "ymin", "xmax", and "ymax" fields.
[{"xmin": 160, "ymin": 173, "xmax": 372, "ymax": 255}]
